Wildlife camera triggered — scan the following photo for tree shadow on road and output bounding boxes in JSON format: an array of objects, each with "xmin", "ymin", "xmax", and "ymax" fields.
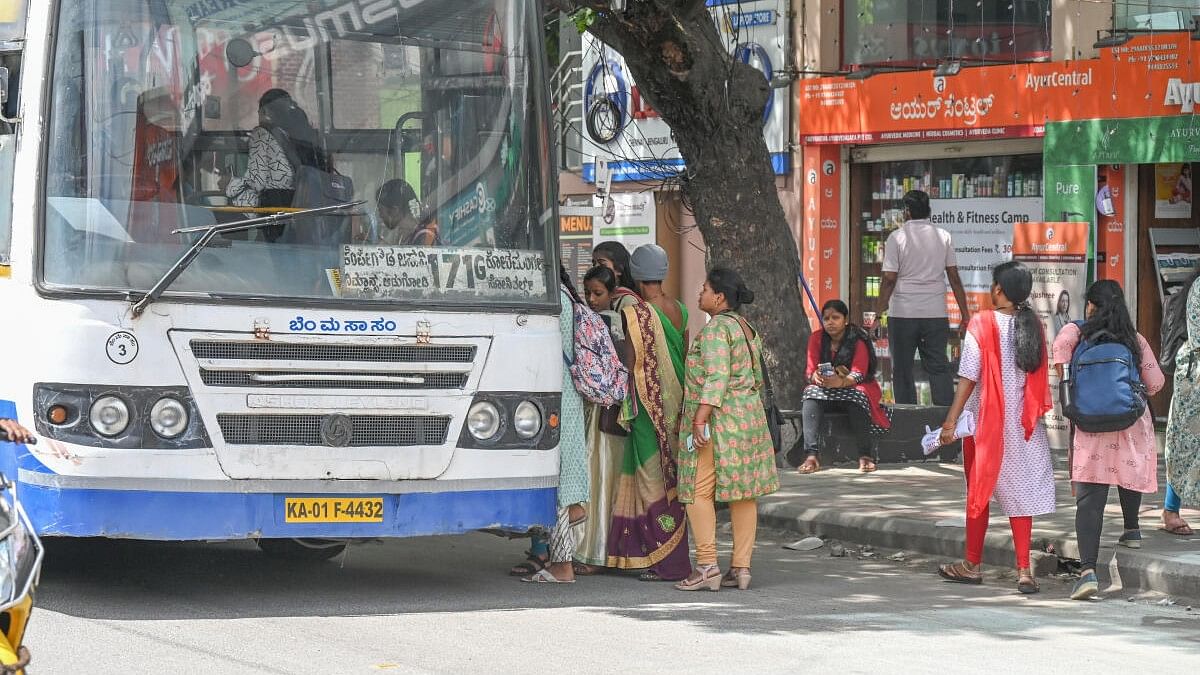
[{"xmin": 33, "ymin": 530, "xmax": 1200, "ymax": 657}]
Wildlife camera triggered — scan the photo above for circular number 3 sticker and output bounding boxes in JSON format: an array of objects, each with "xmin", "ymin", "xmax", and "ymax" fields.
[{"xmin": 106, "ymin": 331, "xmax": 139, "ymax": 365}]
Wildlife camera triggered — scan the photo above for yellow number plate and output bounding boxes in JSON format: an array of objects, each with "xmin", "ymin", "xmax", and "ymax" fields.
[{"xmin": 284, "ymin": 497, "xmax": 384, "ymax": 523}]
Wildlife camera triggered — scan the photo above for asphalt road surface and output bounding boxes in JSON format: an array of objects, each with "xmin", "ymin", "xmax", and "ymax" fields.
[{"xmin": 27, "ymin": 528, "xmax": 1199, "ymax": 673}]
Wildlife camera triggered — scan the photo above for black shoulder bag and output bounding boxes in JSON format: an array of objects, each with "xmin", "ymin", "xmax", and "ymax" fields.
[{"xmin": 733, "ymin": 315, "xmax": 784, "ymax": 454}]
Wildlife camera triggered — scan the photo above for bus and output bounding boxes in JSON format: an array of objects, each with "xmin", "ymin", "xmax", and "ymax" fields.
[{"xmin": 0, "ymin": 0, "xmax": 562, "ymax": 558}]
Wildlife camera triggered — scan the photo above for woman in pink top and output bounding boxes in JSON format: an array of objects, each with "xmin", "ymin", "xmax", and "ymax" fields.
[{"xmin": 1052, "ymin": 280, "xmax": 1164, "ymax": 600}]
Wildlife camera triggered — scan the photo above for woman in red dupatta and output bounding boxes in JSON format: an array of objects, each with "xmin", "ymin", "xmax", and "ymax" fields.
[{"xmin": 936, "ymin": 261, "xmax": 1054, "ymax": 594}]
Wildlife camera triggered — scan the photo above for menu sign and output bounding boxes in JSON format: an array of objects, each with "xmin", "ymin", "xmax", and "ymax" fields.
[{"xmin": 340, "ymin": 246, "xmax": 548, "ymax": 300}]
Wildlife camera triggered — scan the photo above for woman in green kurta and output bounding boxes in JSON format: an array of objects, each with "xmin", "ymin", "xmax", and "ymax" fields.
[
  {"xmin": 606, "ymin": 244, "xmax": 692, "ymax": 582},
  {"xmin": 676, "ymin": 268, "xmax": 779, "ymax": 592}
]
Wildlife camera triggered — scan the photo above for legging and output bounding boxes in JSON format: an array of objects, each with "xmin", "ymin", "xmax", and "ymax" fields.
[
  {"xmin": 963, "ymin": 439, "xmax": 1033, "ymax": 569},
  {"xmin": 1165, "ymin": 483, "xmax": 1183, "ymax": 513},
  {"xmin": 685, "ymin": 442, "xmax": 758, "ymax": 568},
  {"xmin": 1075, "ymin": 482, "xmax": 1141, "ymax": 572}
]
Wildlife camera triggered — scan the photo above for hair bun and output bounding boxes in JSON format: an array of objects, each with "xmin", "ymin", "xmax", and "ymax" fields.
[{"xmin": 738, "ymin": 286, "xmax": 755, "ymax": 305}]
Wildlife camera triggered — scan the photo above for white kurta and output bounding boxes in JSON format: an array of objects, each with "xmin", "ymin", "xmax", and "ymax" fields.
[{"xmin": 959, "ymin": 312, "xmax": 1056, "ymax": 517}]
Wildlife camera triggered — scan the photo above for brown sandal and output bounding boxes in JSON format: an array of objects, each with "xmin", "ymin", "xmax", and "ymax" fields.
[
  {"xmin": 798, "ymin": 456, "xmax": 820, "ymax": 474},
  {"xmin": 859, "ymin": 457, "xmax": 877, "ymax": 473},
  {"xmin": 937, "ymin": 560, "xmax": 982, "ymax": 584},
  {"xmin": 572, "ymin": 562, "xmax": 602, "ymax": 576}
]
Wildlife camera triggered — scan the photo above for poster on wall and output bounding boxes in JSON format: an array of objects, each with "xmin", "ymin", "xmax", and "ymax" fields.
[
  {"xmin": 1154, "ymin": 163, "xmax": 1192, "ymax": 219},
  {"xmin": 559, "ymin": 211, "xmax": 595, "ymax": 291},
  {"xmin": 929, "ymin": 197, "xmax": 1043, "ymax": 325},
  {"xmin": 592, "ymin": 192, "xmax": 657, "ymax": 253},
  {"xmin": 580, "ymin": 0, "xmax": 790, "ymax": 183},
  {"xmin": 1012, "ymin": 221, "xmax": 1089, "ymax": 451}
]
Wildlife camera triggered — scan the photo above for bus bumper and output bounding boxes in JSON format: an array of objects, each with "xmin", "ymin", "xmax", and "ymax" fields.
[{"xmin": 16, "ymin": 472, "xmax": 557, "ymax": 540}]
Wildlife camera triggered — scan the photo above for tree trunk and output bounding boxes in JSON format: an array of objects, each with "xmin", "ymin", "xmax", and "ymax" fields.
[{"xmin": 578, "ymin": 2, "xmax": 810, "ymax": 406}]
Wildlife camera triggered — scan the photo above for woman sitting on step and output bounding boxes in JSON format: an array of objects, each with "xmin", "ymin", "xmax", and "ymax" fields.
[{"xmin": 799, "ymin": 299, "xmax": 892, "ymax": 474}]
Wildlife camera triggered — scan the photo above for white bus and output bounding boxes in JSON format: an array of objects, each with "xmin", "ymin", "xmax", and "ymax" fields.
[{"xmin": 0, "ymin": 0, "xmax": 562, "ymax": 558}]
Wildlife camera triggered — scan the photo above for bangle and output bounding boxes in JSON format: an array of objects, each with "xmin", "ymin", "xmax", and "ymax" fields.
[{"xmin": 941, "ymin": 422, "xmax": 956, "ymax": 432}]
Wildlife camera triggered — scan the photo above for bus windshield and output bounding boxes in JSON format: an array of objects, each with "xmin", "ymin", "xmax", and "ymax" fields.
[{"xmin": 42, "ymin": 0, "xmax": 555, "ymax": 306}]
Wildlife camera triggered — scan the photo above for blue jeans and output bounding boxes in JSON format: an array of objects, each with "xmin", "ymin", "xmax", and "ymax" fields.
[{"xmin": 1165, "ymin": 483, "xmax": 1183, "ymax": 513}]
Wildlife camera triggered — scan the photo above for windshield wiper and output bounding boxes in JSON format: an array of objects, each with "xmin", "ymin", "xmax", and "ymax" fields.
[{"xmin": 130, "ymin": 201, "xmax": 365, "ymax": 318}]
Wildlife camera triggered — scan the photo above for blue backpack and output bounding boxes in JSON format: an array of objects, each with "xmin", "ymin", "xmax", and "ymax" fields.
[{"xmin": 1064, "ymin": 322, "xmax": 1147, "ymax": 432}]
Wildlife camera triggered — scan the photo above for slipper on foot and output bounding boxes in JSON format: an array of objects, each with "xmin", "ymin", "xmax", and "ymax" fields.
[{"xmin": 521, "ymin": 568, "xmax": 575, "ymax": 584}]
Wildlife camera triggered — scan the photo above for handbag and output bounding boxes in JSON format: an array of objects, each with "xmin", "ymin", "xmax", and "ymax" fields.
[
  {"xmin": 733, "ymin": 316, "xmax": 785, "ymax": 454},
  {"xmin": 598, "ymin": 404, "xmax": 628, "ymax": 437}
]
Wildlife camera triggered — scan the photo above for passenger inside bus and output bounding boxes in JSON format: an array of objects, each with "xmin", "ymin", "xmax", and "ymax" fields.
[
  {"xmin": 366, "ymin": 179, "xmax": 441, "ymax": 247},
  {"xmin": 220, "ymin": 88, "xmax": 328, "ymax": 210},
  {"xmin": 128, "ymin": 88, "xmax": 183, "ymax": 243}
]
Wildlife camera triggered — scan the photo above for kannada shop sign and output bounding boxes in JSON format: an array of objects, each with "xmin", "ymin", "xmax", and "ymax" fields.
[{"xmin": 800, "ymin": 32, "xmax": 1200, "ymax": 146}]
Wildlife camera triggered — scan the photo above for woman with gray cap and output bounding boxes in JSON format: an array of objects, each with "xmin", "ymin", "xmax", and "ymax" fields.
[{"xmin": 607, "ymin": 244, "xmax": 692, "ymax": 582}]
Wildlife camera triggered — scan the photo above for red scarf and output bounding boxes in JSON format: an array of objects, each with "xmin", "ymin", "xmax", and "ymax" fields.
[{"xmin": 965, "ymin": 310, "xmax": 1052, "ymax": 518}]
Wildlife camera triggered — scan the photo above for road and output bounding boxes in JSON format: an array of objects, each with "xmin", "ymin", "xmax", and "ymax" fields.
[{"xmin": 27, "ymin": 528, "xmax": 1200, "ymax": 673}]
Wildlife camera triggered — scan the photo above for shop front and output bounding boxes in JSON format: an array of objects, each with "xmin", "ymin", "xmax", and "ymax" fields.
[
  {"xmin": 801, "ymin": 30, "xmax": 1200, "ymax": 415},
  {"xmin": 1045, "ymin": 114, "xmax": 1200, "ymax": 416},
  {"xmin": 799, "ymin": 57, "xmax": 1099, "ymax": 403}
]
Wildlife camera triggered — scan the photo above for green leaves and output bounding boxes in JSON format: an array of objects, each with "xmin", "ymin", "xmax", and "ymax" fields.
[{"xmin": 571, "ymin": 8, "xmax": 596, "ymax": 33}]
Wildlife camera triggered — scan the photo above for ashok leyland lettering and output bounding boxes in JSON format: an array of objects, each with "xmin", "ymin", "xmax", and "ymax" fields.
[{"xmin": 0, "ymin": 0, "xmax": 561, "ymax": 558}]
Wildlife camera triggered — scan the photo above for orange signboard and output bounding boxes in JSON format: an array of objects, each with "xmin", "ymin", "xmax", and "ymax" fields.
[
  {"xmin": 800, "ymin": 32, "xmax": 1200, "ymax": 144},
  {"xmin": 1012, "ymin": 221, "xmax": 1090, "ymax": 263},
  {"xmin": 1097, "ymin": 165, "xmax": 1126, "ymax": 283},
  {"xmin": 801, "ymin": 145, "xmax": 841, "ymax": 328}
]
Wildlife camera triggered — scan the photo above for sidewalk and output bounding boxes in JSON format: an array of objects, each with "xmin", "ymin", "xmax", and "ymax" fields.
[{"xmin": 757, "ymin": 458, "xmax": 1200, "ymax": 601}]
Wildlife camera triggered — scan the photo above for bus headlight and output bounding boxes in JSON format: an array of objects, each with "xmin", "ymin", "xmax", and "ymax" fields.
[
  {"xmin": 513, "ymin": 401, "xmax": 542, "ymax": 439},
  {"xmin": 467, "ymin": 401, "xmax": 502, "ymax": 441},
  {"xmin": 150, "ymin": 397, "xmax": 189, "ymax": 439},
  {"xmin": 89, "ymin": 396, "xmax": 130, "ymax": 437}
]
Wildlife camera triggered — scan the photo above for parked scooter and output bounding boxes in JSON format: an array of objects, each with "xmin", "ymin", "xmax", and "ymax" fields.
[{"xmin": 0, "ymin": 428, "xmax": 43, "ymax": 673}]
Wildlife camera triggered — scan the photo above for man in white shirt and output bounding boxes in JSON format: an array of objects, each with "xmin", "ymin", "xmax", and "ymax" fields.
[{"xmin": 879, "ymin": 190, "xmax": 970, "ymax": 406}]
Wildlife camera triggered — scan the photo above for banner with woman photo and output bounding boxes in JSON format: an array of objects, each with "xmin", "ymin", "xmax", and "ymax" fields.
[{"xmin": 1012, "ymin": 221, "xmax": 1090, "ymax": 450}]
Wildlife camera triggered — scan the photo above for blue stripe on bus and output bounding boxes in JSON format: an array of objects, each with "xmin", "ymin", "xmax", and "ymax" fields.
[
  {"xmin": 2, "ymin": 399, "xmax": 557, "ymax": 539},
  {"xmin": 20, "ymin": 482, "xmax": 558, "ymax": 540}
]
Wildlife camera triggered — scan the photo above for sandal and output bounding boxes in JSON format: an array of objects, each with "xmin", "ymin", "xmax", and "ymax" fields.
[
  {"xmin": 798, "ymin": 456, "xmax": 820, "ymax": 474},
  {"xmin": 1160, "ymin": 522, "xmax": 1194, "ymax": 536},
  {"xmin": 859, "ymin": 457, "xmax": 877, "ymax": 473},
  {"xmin": 572, "ymin": 562, "xmax": 602, "ymax": 576},
  {"xmin": 674, "ymin": 565, "xmax": 721, "ymax": 592},
  {"xmin": 509, "ymin": 552, "xmax": 548, "ymax": 577},
  {"xmin": 521, "ymin": 568, "xmax": 575, "ymax": 584},
  {"xmin": 1016, "ymin": 568, "xmax": 1040, "ymax": 594},
  {"xmin": 937, "ymin": 560, "xmax": 983, "ymax": 584},
  {"xmin": 721, "ymin": 567, "xmax": 752, "ymax": 590}
]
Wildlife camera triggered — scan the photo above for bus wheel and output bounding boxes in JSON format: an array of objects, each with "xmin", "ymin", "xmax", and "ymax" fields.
[{"xmin": 256, "ymin": 538, "xmax": 347, "ymax": 561}]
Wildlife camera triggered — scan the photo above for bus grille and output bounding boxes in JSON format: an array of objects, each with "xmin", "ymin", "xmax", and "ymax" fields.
[
  {"xmin": 217, "ymin": 414, "xmax": 451, "ymax": 447},
  {"xmin": 199, "ymin": 370, "xmax": 469, "ymax": 390},
  {"xmin": 191, "ymin": 341, "xmax": 476, "ymax": 363}
]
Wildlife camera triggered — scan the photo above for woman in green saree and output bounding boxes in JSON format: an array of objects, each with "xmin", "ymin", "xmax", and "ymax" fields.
[{"xmin": 606, "ymin": 244, "xmax": 691, "ymax": 581}]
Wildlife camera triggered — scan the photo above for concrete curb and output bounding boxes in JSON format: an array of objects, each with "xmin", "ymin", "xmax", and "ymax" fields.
[{"xmin": 757, "ymin": 500, "xmax": 1200, "ymax": 601}]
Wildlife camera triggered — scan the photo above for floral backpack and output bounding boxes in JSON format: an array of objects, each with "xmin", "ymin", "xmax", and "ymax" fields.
[{"xmin": 563, "ymin": 296, "xmax": 629, "ymax": 406}]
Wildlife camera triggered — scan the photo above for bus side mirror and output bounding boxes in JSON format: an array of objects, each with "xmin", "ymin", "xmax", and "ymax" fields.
[{"xmin": 226, "ymin": 39, "xmax": 258, "ymax": 69}]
